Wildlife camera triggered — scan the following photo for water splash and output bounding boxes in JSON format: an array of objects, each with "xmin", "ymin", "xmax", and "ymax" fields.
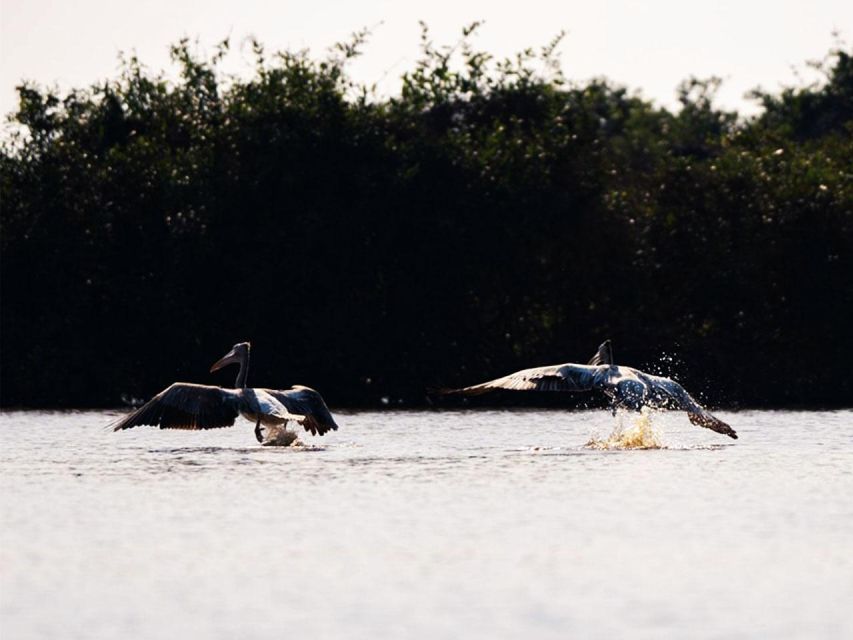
[
  {"xmin": 261, "ymin": 426, "xmax": 302, "ymax": 447},
  {"xmin": 586, "ymin": 408, "xmax": 664, "ymax": 450}
]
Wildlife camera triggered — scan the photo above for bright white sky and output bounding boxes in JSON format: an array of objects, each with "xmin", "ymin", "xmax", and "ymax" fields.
[{"xmin": 1, "ymin": 0, "xmax": 851, "ymax": 122}]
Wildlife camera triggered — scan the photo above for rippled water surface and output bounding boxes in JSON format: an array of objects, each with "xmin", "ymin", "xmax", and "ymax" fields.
[{"xmin": 2, "ymin": 409, "xmax": 852, "ymax": 639}]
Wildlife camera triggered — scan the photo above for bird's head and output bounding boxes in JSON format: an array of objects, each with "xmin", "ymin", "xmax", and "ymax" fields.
[
  {"xmin": 587, "ymin": 339, "xmax": 614, "ymax": 366},
  {"xmin": 210, "ymin": 342, "xmax": 251, "ymax": 372}
]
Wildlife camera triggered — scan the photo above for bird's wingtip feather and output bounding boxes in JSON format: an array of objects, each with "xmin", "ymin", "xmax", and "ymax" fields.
[{"xmin": 427, "ymin": 386, "xmax": 458, "ymax": 396}]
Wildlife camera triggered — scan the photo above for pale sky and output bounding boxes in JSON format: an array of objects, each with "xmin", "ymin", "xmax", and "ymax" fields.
[{"xmin": 1, "ymin": 0, "xmax": 851, "ymax": 124}]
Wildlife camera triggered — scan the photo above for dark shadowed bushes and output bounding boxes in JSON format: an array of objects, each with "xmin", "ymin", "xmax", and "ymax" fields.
[{"xmin": 2, "ymin": 27, "xmax": 851, "ymax": 408}]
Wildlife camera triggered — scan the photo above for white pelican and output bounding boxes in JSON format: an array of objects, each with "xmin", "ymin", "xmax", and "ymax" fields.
[
  {"xmin": 113, "ymin": 342, "xmax": 339, "ymax": 444},
  {"xmin": 441, "ymin": 340, "xmax": 736, "ymax": 438}
]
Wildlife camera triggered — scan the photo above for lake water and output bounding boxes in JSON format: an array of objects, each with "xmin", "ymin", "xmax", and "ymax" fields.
[{"xmin": 2, "ymin": 409, "xmax": 852, "ymax": 639}]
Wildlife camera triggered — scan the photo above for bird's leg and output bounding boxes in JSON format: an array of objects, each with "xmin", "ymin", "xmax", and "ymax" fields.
[
  {"xmin": 254, "ymin": 418, "xmax": 264, "ymax": 444},
  {"xmin": 608, "ymin": 397, "xmax": 618, "ymax": 417}
]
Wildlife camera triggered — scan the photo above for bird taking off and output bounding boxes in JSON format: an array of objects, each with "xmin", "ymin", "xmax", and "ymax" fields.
[
  {"xmin": 112, "ymin": 342, "xmax": 339, "ymax": 445},
  {"xmin": 439, "ymin": 340, "xmax": 736, "ymax": 439}
]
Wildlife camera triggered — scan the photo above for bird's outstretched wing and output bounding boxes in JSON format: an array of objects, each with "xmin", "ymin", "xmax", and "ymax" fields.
[
  {"xmin": 440, "ymin": 364, "xmax": 601, "ymax": 396},
  {"xmin": 263, "ymin": 386, "xmax": 339, "ymax": 436},
  {"xmin": 112, "ymin": 383, "xmax": 241, "ymax": 431},
  {"xmin": 641, "ymin": 373, "xmax": 737, "ymax": 439}
]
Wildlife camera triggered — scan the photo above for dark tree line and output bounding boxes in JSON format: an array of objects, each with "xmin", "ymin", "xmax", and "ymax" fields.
[{"xmin": 2, "ymin": 26, "xmax": 851, "ymax": 408}]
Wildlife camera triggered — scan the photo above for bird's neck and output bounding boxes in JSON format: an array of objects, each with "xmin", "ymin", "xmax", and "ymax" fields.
[{"xmin": 235, "ymin": 352, "xmax": 250, "ymax": 388}]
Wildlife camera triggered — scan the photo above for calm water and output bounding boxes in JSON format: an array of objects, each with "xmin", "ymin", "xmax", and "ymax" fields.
[{"xmin": 2, "ymin": 409, "xmax": 852, "ymax": 639}]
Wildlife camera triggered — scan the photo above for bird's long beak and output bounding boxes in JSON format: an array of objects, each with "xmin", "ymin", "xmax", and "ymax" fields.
[{"xmin": 210, "ymin": 349, "xmax": 238, "ymax": 372}]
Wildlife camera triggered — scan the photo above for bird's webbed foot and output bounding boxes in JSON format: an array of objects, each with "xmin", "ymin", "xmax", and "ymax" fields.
[{"xmin": 254, "ymin": 418, "xmax": 264, "ymax": 444}]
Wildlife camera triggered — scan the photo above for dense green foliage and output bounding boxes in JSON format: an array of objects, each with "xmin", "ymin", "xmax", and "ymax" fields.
[{"xmin": 2, "ymin": 27, "xmax": 852, "ymax": 408}]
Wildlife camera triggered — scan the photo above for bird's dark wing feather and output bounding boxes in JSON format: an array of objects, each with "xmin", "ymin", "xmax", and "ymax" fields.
[
  {"xmin": 640, "ymin": 373, "xmax": 737, "ymax": 439},
  {"xmin": 440, "ymin": 364, "xmax": 600, "ymax": 396},
  {"xmin": 263, "ymin": 386, "xmax": 339, "ymax": 436},
  {"xmin": 112, "ymin": 383, "xmax": 241, "ymax": 431}
]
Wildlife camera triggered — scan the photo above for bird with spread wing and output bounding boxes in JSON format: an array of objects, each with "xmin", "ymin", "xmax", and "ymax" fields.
[
  {"xmin": 112, "ymin": 342, "xmax": 339, "ymax": 445},
  {"xmin": 440, "ymin": 340, "xmax": 736, "ymax": 439}
]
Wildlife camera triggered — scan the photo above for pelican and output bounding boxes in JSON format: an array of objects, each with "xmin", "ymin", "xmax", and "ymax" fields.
[
  {"xmin": 113, "ymin": 342, "xmax": 339, "ymax": 445},
  {"xmin": 441, "ymin": 340, "xmax": 736, "ymax": 439}
]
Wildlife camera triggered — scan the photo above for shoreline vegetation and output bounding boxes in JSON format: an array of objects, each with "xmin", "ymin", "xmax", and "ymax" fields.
[{"xmin": 1, "ymin": 25, "xmax": 851, "ymax": 409}]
